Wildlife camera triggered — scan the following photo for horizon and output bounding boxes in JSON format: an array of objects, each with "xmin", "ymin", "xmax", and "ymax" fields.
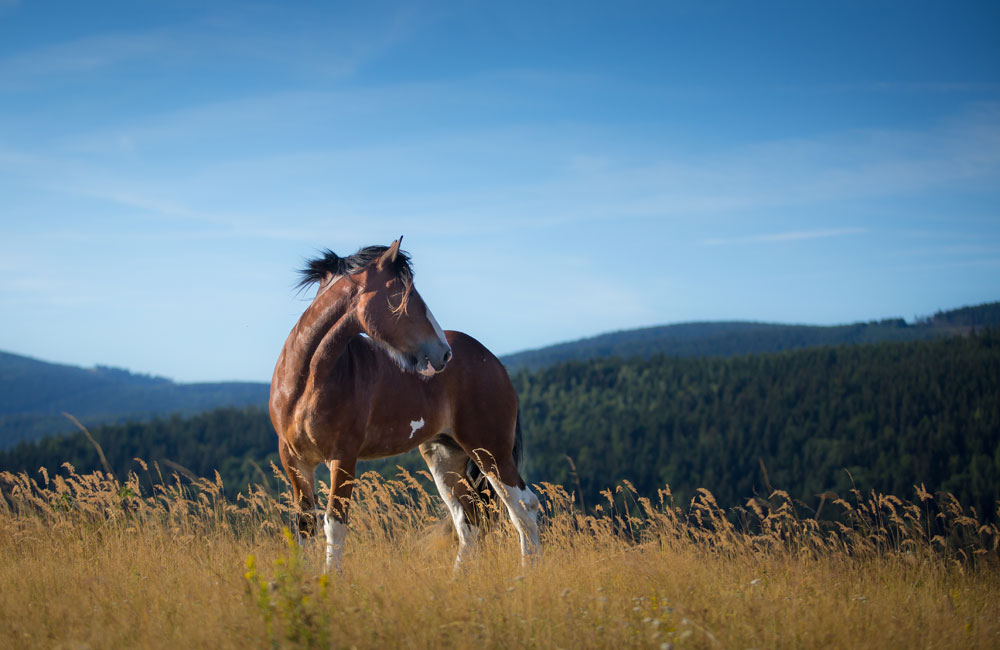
[
  {"xmin": 4, "ymin": 296, "xmax": 994, "ymax": 385},
  {"xmin": 2, "ymin": 1, "xmax": 999, "ymax": 382}
]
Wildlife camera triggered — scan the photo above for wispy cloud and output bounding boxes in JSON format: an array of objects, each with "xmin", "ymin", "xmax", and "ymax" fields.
[
  {"xmin": 0, "ymin": 32, "xmax": 174, "ymax": 83},
  {"xmin": 6, "ymin": 99, "xmax": 997, "ymax": 250},
  {"xmin": 3, "ymin": 68, "xmax": 998, "ymax": 255},
  {"xmin": 0, "ymin": 4, "xmax": 427, "ymax": 90},
  {"xmin": 703, "ymin": 228, "xmax": 868, "ymax": 246},
  {"xmin": 800, "ymin": 81, "xmax": 1000, "ymax": 96}
]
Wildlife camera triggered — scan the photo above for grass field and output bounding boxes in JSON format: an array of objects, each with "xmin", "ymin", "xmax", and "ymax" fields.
[{"xmin": 1, "ymin": 463, "xmax": 998, "ymax": 649}]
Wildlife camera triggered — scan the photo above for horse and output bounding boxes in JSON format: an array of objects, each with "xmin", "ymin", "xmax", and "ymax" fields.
[{"xmin": 269, "ymin": 238, "xmax": 540, "ymax": 571}]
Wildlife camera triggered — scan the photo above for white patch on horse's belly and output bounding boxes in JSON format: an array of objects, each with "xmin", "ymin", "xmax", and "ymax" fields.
[{"xmin": 408, "ymin": 417, "xmax": 425, "ymax": 438}]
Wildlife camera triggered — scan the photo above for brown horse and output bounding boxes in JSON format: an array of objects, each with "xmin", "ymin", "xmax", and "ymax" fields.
[{"xmin": 269, "ymin": 239, "xmax": 540, "ymax": 571}]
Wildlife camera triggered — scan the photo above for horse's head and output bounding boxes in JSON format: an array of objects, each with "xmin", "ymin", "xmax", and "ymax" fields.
[
  {"xmin": 349, "ymin": 239, "xmax": 452, "ymax": 377},
  {"xmin": 297, "ymin": 239, "xmax": 452, "ymax": 376},
  {"xmin": 351, "ymin": 240, "xmax": 451, "ymax": 376}
]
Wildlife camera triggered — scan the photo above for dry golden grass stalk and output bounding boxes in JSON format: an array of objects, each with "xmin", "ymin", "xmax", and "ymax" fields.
[{"xmin": 0, "ymin": 465, "xmax": 998, "ymax": 649}]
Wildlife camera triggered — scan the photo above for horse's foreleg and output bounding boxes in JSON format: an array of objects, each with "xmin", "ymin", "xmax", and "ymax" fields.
[
  {"xmin": 279, "ymin": 441, "xmax": 318, "ymax": 543},
  {"xmin": 419, "ymin": 441, "xmax": 481, "ymax": 571},
  {"xmin": 324, "ymin": 458, "xmax": 356, "ymax": 573}
]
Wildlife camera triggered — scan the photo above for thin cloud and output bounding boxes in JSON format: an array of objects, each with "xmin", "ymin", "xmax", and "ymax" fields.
[
  {"xmin": 703, "ymin": 228, "xmax": 869, "ymax": 246},
  {"xmin": 802, "ymin": 81, "xmax": 1000, "ymax": 95},
  {"xmin": 0, "ymin": 32, "xmax": 173, "ymax": 81},
  {"xmin": 0, "ymin": 6, "xmax": 422, "ymax": 89}
]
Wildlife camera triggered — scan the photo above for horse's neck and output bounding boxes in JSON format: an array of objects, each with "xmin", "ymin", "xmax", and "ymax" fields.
[{"xmin": 289, "ymin": 282, "xmax": 360, "ymax": 389}]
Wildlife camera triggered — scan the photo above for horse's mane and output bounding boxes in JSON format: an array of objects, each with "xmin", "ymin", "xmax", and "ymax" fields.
[{"xmin": 297, "ymin": 245, "xmax": 414, "ymax": 293}]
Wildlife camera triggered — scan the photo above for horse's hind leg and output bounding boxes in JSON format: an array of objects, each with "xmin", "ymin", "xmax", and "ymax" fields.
[
  {"xmin": 419, "ymin": 440, "xmax": 481, "ymax": 571},
  {"xmin": 474, "ymin": 452, "xmax": 540, "ymax": 566}
]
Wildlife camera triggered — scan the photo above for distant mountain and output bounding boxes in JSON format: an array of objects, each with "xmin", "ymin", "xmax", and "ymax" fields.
[
  {"xmin": 4, "ymin": 300, "xmax": 996, "ymax": 450},
  {"xmin": 0, "ymin": 351, "xmax": 268, "ymax": 449},
  {"xmin": 3, "ymin": 329, "xmax": 997, "ymax": 519},
  {"xmin": 500, "ymin": 300, "xmax": 1000, "ymax": 372}
]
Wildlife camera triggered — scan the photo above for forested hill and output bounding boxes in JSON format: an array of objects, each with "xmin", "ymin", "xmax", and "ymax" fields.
[
  {"xmin": 500, "ymin": 300, "xmax": 1000, "ymax": 372},
  {"xmin": 3, "ymin": 300, "xmax": 993, "ymax": 449},
  {"xmin": 515, "ymin": 328, "xmax": 1000, "ymax": 518},
  {"xmin": 0, "ymin": 351, "xmax": 268, "ymax": 448},
  {"xmin": 2, "ymin": 329, "xmax": 997, "ymax": 520}
]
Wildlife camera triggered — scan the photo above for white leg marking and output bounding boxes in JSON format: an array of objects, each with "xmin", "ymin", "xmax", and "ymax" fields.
[
  {"xmin": 485, "ymin": 476, "xmax": 541, "ymax": 565},
  {"xmin": 409, "ymin": 417, "xmax": 425, "ymax": 439},
  {"xmin": 323, "ymin": 514, "xmax": 349, "ymax": 573},
  {"xmin": 425, "ymin": 447, "xmax": 480, "ymax": 571}
]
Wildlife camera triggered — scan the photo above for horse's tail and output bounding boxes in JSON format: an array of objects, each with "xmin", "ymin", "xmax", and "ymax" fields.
[{"xmin": 512, "ymin": 411, "xmax": 524, "ymax": 469}]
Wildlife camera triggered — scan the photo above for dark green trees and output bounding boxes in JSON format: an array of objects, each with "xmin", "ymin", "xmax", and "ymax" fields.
[{"xmin": 2, "ymin": 330, "xmax": 997, "ymax": 519}]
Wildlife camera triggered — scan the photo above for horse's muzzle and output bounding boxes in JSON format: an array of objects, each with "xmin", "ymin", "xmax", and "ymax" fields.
[{"xmin": 418, "ymin": 341, "xmax": 452, "ymax": 376}]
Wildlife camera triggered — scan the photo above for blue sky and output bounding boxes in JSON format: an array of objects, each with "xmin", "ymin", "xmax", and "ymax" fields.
[{"xmin": 1, "ymin": 1, "xmax": 998, "ymax": 383}]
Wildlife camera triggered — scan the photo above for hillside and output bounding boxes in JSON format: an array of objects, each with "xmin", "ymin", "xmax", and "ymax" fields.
[
  {"xmin": 515, "ymin": 328, "xmax": 1000, "ymax": 518},
  {"xmin": 3, "ymin": 329, "xmax": 997, "ymax": 519},
  {"xmin": 500, "ymin": 300, "xmax": 1000, "ymax": 372},
  {"xmin": 3, "ymin": 299, "xmax": 995, "ymax": 451},
  {"xmin": 0, "ymin": 351, "xmax": 268, "ymax": 448}
]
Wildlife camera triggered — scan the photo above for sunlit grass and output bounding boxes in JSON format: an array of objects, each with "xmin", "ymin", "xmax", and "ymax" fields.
[{"xmin": 1, "ymin": 463, "xmax": 998, "ymax": 649}]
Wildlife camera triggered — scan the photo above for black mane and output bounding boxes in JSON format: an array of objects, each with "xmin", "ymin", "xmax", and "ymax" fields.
[{"xmin": 296, "ymin": 245, "xmax": 414, "ymax": 292}]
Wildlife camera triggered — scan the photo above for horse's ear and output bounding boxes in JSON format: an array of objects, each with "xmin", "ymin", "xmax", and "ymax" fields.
[{"xmin": 378, "ymin": 237, "xmax": 403, "ymax": 268}]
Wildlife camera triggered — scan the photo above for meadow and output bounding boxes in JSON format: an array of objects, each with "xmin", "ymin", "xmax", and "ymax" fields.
[{"xmin": 1, "ymin": 463, "xmax": 998, "ymax": 650}]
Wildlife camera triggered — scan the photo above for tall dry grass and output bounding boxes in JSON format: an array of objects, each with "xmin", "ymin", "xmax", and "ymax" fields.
[{"xmin": 1, "ymin": 462, "xmax": 998, "ymax": 649}]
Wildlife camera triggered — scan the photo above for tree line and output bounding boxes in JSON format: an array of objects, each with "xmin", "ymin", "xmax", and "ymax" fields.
[
  {"xmin": 1, "ymin": 329, "xmax": 997, "ymax": 519},
  {"xmin": 500, "ymin": 300, "xmax": 1000, "ymax": 372},
  {"xmin": 514, "ymin": 328, "xmax": 1000, "ymax": 518}
]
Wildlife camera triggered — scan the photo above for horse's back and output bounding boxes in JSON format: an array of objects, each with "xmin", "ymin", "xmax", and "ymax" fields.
[
  {"xmin": 444, "ymin": 330, "xmax": 515, "ymax": 395},
  {"xmin": 442, "ymin": 330, "xmax": 519, "ymax": 443}
]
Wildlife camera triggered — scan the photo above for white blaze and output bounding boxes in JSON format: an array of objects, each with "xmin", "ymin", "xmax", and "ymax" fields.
[
  {"xmin": 408, "ymin": 417, "xmax": 425, "ymax": 438},
  {"xmin": 426, "ymin": 306, "xmax": 447, "ymax": 346}
]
